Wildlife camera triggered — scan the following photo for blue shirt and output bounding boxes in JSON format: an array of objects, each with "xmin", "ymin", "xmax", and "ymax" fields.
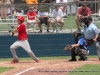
[
  {"xmin": 78, "ymin": 37, "xmax": 89, "ymax": 50},
  {"xmin": 84, "ymin": 23, "xmax": 99, "ymax": 40}
]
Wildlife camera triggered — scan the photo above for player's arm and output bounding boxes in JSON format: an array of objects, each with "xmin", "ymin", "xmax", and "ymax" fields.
[
  {"xmin": 10, "ymin": 28, "xmax": 18, "ymax": 36},
  {"xmin": 93, "ymin": 34, "xmax": 99, "ymax": 42},
  {"xmin": 71, "ymin": 44, "xmax": 80, "ymax": 48}
]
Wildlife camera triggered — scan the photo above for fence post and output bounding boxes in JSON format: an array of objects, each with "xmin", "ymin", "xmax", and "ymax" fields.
[{"xmin": 69, "ymin": 4, "xmax": 72, "ymax": 33}]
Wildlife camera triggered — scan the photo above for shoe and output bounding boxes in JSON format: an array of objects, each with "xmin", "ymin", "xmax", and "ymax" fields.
[
  {"xmin": 47, "ymin": 30, "xmax": 50, "ymax": 33},
  {"xmin": 68, "ymin": 59, "xmax": 77, "ymax": 61},
  {"xmin": 36, "ymin": 60, "xmax": 40, "ymax": 63},
  {"xmin": 59, "ymin": 29, "xmax": 62, "ymax": 33},
  {"xmin": 11, "ymin": 59, "xmax": 19, "ymax": 63},
  {"xmin": 38, "ymin": 30, "xmax": 42, "ymax": 33},
  {"xmin": 83, "ymin": 57, "xmax": 88, "ymax": 61},
  {"xmin": 53, "ymin": 29, "xmax": 56, "ymax": 33},
  {"xmin": 78, "ymin": 57, "xmax": 83, "ymax": 60}
]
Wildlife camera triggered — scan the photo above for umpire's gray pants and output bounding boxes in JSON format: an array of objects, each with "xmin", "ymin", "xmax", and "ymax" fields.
[
  {"xmin": 94, "ymin": 41, "xmax": 100, "ymax": 58},
  {"xmin": 10, "ymin": 40, "xmax": 39, "ymax": 61}
]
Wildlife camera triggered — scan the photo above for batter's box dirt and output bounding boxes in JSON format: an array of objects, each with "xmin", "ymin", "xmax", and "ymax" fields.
[{"xmin": 0, "ymin": 58, "xmax": 100, "ymax": 75}]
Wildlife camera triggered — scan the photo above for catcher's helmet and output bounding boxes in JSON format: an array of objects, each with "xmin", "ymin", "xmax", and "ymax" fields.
[
  {"xmin": 17, "ymin": 16, "xmax": 24, "ymax": 23},
  {"xmin": 73, "ymin": 31, "xmax": 82, "ymax": 43}
]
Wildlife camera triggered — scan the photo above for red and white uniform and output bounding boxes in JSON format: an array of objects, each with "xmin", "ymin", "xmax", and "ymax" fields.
[
  {"xmin": 17, "ymin": 23, "xmax": 27, "ymax": 40},
  {"xmin": 27, "ymin": 10, "xmax": 36, "ymax": 23},
  {"xmin": 10, "ymin": 23, "xmax": 39, "ymax": 61}
]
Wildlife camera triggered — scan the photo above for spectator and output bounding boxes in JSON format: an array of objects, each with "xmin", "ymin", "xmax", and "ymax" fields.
[
  {"xmin": 56, "ymin": 0, "xmax": 67, "ymax": 17},
  {"xmin": 37, "ymin": 0, "xmax": 50, "ymax": 33},
  {"xmin": 26, "ymin": 7, "xmax": 37, "ymax": 32},
  {"xmin": 75, "ymin": 3, "xmax": 91, "ymax": 32},
  {"xmin": 51, "ymin": 4, "xmax": 64, "ymax": 33},
  {"xmin": 0, "ymin": 0, "xmax": 11, "ymax": 21}
]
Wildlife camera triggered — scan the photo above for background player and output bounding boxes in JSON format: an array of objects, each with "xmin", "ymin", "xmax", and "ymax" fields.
[{"xmin": 10, "ymin": 16, "xmax": 40, "ymax": 63}]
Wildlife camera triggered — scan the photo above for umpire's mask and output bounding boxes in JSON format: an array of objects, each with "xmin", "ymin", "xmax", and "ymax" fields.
[{"xmin": 84, "ymin": 16, "xmax": 92, "ymax": 26}]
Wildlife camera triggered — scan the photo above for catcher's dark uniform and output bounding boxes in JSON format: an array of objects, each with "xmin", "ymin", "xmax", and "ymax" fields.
[
  {"xmin": 68, "ymin": 30, "xmax": 89, "ymax": 61},
  {"xmin": 70, "ymin": 36, "xmax": 89, "ymax": 61}
]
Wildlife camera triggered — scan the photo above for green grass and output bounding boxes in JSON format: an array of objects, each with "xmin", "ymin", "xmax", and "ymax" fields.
[
  {"xmin": 67, "ymin": 64, "xmax": 100, "ymax": 75},
  {"xmin": 0, "ymin": 67, "xmax": 15, "ymax": 74},
  {"xmin": 0, "ymin": 55, "xmax": 98, "ymax": 61}
]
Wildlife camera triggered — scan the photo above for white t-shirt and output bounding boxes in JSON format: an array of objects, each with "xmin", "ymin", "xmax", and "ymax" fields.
[
  {"xmin": 38, "ymin": 11, "xmax": 48, "ymax": 17},
  {"xmin": 56, "ymin": 0, "xmax": 67, "ymax": 3},
  {"xmin": 52, "ymin": 9, "xmax": 63, "ymax": 20}
]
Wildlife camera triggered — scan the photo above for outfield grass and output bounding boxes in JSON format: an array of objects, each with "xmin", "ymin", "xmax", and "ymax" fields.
[
  {"xmin": 0, "ymin": 67, "xmax": 15, "ymax": 74},
  {"xmin": 67, "ymin": 64, "xmax": 100, "ymax": 75}
]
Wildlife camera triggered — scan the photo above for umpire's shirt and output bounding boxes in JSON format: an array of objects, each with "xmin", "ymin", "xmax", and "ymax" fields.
[{"xmin": 84, "ymin": 22, "xmax": 99, "ymax": 40}]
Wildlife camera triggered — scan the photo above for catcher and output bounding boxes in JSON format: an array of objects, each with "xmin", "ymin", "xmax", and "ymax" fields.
[{"xmin": 64, "ymin": 31, "xmax": 89, "ymax": 61}]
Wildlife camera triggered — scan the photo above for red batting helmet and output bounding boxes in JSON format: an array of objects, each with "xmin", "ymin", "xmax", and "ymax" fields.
[{"xmin": 17, "ymin": 16, "xmax": 24, "ymax": 23}]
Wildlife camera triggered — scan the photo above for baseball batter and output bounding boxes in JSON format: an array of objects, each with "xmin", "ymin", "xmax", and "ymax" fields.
[
  {"xmin": 83, "ymin": 16, "xmax": 100, "ymax": 60},
  {"xmin": 10, "ymin": 16, "xmax": 40, "ymax": 63}
]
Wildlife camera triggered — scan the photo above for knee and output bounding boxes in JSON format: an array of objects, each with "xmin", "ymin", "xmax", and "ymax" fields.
[{"xmin": 10, "ymin": 46, "xmax": 15, "ymax": 51}]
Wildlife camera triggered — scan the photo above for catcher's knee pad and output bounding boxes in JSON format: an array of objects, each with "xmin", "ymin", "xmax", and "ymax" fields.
[{"xmin": 78, "ymin": 49, "xmax": 89, "ymax": 56}]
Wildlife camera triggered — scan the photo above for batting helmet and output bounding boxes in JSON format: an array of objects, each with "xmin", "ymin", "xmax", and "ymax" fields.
[{"xmin": 17, "ymin": 16, "xmax": 24, "ymax": 23}]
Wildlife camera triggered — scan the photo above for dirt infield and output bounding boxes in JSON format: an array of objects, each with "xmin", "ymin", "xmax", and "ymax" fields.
[{"xmin": 0, "ymin": 58, "xmax": 100, "ymax": 75}]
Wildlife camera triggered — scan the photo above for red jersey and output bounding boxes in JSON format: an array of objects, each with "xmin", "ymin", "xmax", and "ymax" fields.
[
  {"xmin": 17, "ymin": 23, "xmax": 28, "ymax": 40},
  {"xmin": 27, "ymin": 11, "xmax": 36, "ymax": 20},
  {"xmin": 77, "ymin": 7, "xmax": 91, "ymax": 16}
]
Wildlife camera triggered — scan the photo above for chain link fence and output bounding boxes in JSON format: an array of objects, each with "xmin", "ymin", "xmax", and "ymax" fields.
[{"xmin": 0, "ymin": 1, "xmax": 100, "ymax": 34}]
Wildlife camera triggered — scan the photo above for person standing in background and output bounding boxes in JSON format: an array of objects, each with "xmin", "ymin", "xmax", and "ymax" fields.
[{"xmin": 0, "ymin": 0, "xmax": 11, "ymax": 21}]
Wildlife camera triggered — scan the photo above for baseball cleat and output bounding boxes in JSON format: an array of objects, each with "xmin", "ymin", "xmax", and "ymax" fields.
[
  {"xmin": 11, "ymin": 59, "xmax": 19, "ymax": 63},
  {"xmin": 68, "ymin": 59, "xmax": 77, "ymax": 61},
  {"xmin": 36, "ymin": 60, "xmax": 41, "ymax": 63}
]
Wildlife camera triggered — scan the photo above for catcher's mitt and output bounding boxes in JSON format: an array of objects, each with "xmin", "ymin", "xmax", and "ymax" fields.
[{"xmin": 63, "ymin": 45, "xmax": 72, "ymax": 51}]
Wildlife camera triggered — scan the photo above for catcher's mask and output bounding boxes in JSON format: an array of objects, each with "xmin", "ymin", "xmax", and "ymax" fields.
[{"xmin": 73, "ymin": 31, "xmax": 82, "ymax": 43}]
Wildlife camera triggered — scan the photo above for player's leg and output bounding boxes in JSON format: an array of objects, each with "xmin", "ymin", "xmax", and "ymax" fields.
[
  {"xmin": 10, "ymin": 41, "xmax": 21, "ymax": 63},
  {"xmin": 21, "ymin": 40, "xmax": 40, "ymax": 62},
  {"xmin": 78, "ymin": 49, "xmax": 89, "ymax": 61},
  {"xmin": 69, "ymin": 48, "xmax": 77, "ymax": 61},
  {"xmin": 27, "ymin": 20, "xmax": 31, "ymax": 29},
  {"xmin": 94, "ymin": 41, "xmax": 100, "ymax": 60},
  {"xmin": 45, "ymin": 18, "xmax": 50, "ymax": 33},
  {"xmin": 75, "ymin": 16, "xmax": 81, "ymax": 32},
  {"xmin": 51, "ymin": 19, "xmax": 57, "ymax": 33},
  {"xmin": 59, "ymin": 19, "xmax": 64, "ymax": 32},
  {"xmin": 33, "ymin": 20, "xmax": 37, "ymax": 32},
  {"xmin": 38, "ymin": 18, "xmax": 42, "ymax": 33}
]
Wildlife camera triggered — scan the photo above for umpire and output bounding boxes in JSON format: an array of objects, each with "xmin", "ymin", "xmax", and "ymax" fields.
[{"xmin": 83, "ymin": 16, "xmax": 100, "ymax": 60}]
